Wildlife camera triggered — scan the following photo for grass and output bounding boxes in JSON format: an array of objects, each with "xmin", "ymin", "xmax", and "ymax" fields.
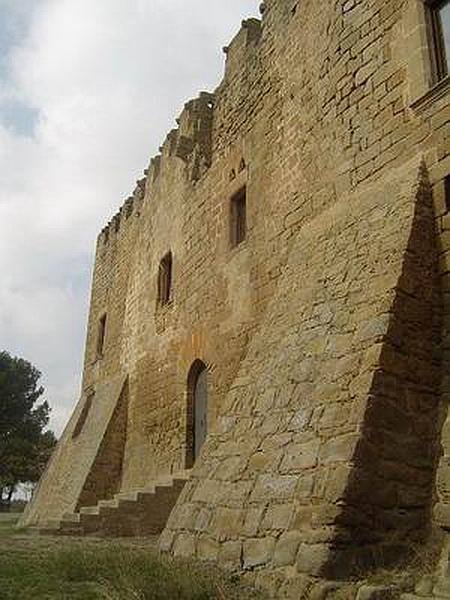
[
  {"xmin": 0, "ymin": 531, "xmax": 265, "ymax": 600},
  {"xmin": 0, "ymin": 513, "xmax": 22, "ymax": 537}
]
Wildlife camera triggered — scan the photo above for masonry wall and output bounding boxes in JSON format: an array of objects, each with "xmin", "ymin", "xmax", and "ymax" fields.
[
  {"xmin": 163, "ymin": 0, "xmax": 450, "ymax": 589},
  {"xmin": 23, "ymin": 14, "xmax": 288, "ymax": 524},
  {"xmin": 23, "ymin": 2, "xmax": 450, "ymax": 586},
  {"xmin": 163, "ymin": 160, "xmax": 442, "ymax": 588}
]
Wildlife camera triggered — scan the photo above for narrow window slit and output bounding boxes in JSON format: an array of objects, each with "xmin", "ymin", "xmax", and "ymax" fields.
[
  {"xmin": 230, "ymin": 187, "xmax": 247, "ymax": 247},
  {"xmin": 158, "ymin": 252, "xmax": 173, "ymax": 305},
  {"xmin": 97, "ymin": 314, "xmax": 107, "ymax": 357}
]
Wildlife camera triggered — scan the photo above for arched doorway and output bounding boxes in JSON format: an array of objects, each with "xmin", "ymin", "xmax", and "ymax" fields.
[{"xmin": 186, "ymin": 360, "xmax": 208, "ymax": 468}]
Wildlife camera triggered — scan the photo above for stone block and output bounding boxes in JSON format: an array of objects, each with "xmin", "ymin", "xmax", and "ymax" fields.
[
  {"xmin": 210, "ymin": 507, "xmax": 245, "ymax": 541},
  {"xmin": 356, "ymin": 585, "xmax": 396, "ymax": 600},
  {"xmin": 243, "ymin": 537, "xmax": 276, "ymax": 569},
  {"xmin": 296, "ymin": 543, "xmax": 329, "ymax": 576},
  {"xmin": 251, "ymin": 474, "xmax": 297, "ymax": 502},
  {"xmin": 433, "ymin": 576, "xmax": 450, "ymax": 598},
  {"xmin": 324, "ymin": 465, "xmax": 353, "ymax": 503},
  {"xmin": 280, "ymin": 438, "xmax": 320, "ymax": 473},
  {"xmin": 353, "ymin": 314, "xmax": 391, "ymax": 344},
  {"xmin": 166, "ymin": 502, "xmax": 198, "ymax": 530},
  {"xmin": 309, "ymin": 581, "xmax": 346, "ymax": 600},
  {"xmin": 192, "ymin": 479, "xmax": 224, "ymax": 504},
  {"xmin": 158, "ymin": 528, "xmax": 174, "ymax": 553},
  {"xmin": 197, "ymin": 536, "xmax": 220, "ymax": 562},
  {"xmin": 319, "ymin": 433, "xmax": 359, "ymax": 465},
  {"xmin": 272, "ymin": 531, "xmax": 302, "ymax": 567},
  {"xmin": 247, "ymin": 449, "xmax": 283, "ymax": 473},
  {"xmin": 261, "ymin": 504, "xmax": 294, "ymax": 531},
  {"xmin": 194, "ymin": 507, "xmax": 212, "ymax": 532},
  {"xmin": 242, "ymin": 507, "xmax": 265, "ymax": 537},
  {"xmin": 295, "ymin": 473, "xmax": 315, "ymax": 500},
  {"xmin": 414, "ymin": 575, "xmax": 434, "ymax": 596},
  {"xmin": 218, "ymin": 540, "xmax": 242, "ymax": 569},
  {"xmin": 434, "ymin": 502, "xmax": 450, "ymax": 529},
  {"xmin": 172, "ymin": 533, "xmax": 195, "ymax": 558},
  {"xmin": 213, "ymin": 456, "xmax": 242, "ymax": 480}
]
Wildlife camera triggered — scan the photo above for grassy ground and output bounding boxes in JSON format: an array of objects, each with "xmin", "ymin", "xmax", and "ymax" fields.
[
  {"xmin": 0, "ymin": 523, "xmax": 265, "ymax": 600},
  {"xmin": 0, "ymin": 513, "xmax": 21, "ymax": 537}
]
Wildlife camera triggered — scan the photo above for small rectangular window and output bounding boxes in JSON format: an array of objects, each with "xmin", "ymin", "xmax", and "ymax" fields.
[
  {"xmin": 230, "ymin": 187, "xmax": 247, "ymax": 247},
  {"xmin": 158, "ymin": 252, "xmax": 173, "ymax": 305},
  {"xmin": 427, "ymin": 0, "xmax": 450, "ymax": 82},
  {"xmin": 97, "ymin": 314, "xmax": 107, "ymax": 357}
]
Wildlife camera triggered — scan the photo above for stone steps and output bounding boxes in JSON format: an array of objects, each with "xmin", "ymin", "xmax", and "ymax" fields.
[{"xmin": 39, "ymin": 470, "xmax": 191, "ymax": 537}]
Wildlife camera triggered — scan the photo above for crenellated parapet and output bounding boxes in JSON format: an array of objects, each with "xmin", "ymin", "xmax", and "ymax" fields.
[
  {"xmin": 98, "ymin": 177, "xmax": 146, "ymax": 246},
  {"xmin": 97, "ymin": 15, "xmax": 265, "ymax": 249},
  {"xmin": 143, "ymin": 90, "xmax": 215, "ymax": 191},
  {"xmin": 222, "ymin": 18, "xmax": 262, "ymax": 81}
]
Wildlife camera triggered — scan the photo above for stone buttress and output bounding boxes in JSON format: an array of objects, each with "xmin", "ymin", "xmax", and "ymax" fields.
[{"xmin": 161, "ymin": 159, "xmax": 442, "ymax": 589}]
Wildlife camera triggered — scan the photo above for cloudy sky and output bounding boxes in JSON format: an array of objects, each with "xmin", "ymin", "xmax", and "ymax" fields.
[{"xmin": 0, "ymin": 0, "xmax": 258, "ymax": 434}]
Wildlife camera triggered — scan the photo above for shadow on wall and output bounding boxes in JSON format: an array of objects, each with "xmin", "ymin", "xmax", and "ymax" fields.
[
  {"xmin": 323, "ymin": 167, "xmax": 444, "ymax": 578},
  {"xmin": 76, "ymin": 378, "xmax": 130, "ymax": 510}
]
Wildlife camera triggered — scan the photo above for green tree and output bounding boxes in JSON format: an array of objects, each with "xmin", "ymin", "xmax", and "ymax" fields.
[{"xmin": 0, "ymin": 351, "xmax": 57, "ymax": 509}]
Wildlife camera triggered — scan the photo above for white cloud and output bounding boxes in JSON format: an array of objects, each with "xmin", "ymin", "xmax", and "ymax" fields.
[{"xmin": 0, "ymin": 0, "xmax": 259, "ymax": 434}]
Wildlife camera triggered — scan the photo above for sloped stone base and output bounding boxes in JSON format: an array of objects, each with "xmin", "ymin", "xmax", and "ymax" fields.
[{"xmin": 162, "ymin": 159, "xmax": 442, "ymax": 591}]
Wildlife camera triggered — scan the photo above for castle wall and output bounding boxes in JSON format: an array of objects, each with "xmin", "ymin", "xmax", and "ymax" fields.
[
  {"xmin": 23, "ymin": 1, "xmax": 450, "ymax": 587},
  {"xmin": 23, "ymin": 12, "xmax": 289, "ymax": 523},
  {"xmin": 163, "ymin": 0, "xmax": 450, "ymax": 588},
  {"xmin": 162, "ymin": 160, "xmax": 441, "ymax": 588}
]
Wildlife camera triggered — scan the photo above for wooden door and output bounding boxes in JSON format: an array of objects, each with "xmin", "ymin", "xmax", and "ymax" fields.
[{"xmin": 194, "ymin": 368, "xmax": 208, "ymax": 460}]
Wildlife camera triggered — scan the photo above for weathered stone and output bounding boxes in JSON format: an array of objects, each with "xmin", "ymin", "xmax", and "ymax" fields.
[
  {"xmin": 272, "ymin": 531, "xmax": 302, "ymax": 567},
  {"xmin": 356, "ymin": 585, "xmax": 396, "ymax": 600},
  {"xmin": 414, "ymin": 575, "xmax": 434, "ymax": 596},
  {"xmin": 296, "ymin": 543, "xmax": 330, "ymax": 576},
  {"xmin": 309, "ymin": 581, "xmax": 346, "ymax": 600},
  {"xmin": 280, "ymin": 439, "xmax": 321, "ymax": 473},
  {"xmin": 158, "ymin": 528, "xmax": 174, "ymax": 553},
  {"xmin": 251, "ymin": 475, "xmax": 298, "ymax": 502},
  {"xmin": 197, "ymin": 536, "xmax": 220, "ymax": 562},
  {"xmin": 261, "ymin": 504, "xmax": 294, "ymax": 531},
  {"xmin": 210, "ymin": 507, "xmax": 245, "ymax": 541},
  {"xmin": 22, "ymin": 2, "xmax": 449, "ymax": 598},
  {"xmin": 243, "ymin": 537, "xmax": 276, "ymax": 569},
  {"xmin": 319, "ymin": 434, "xmax": 359, "ymax": 465},
  {"xmin": 172, "ymin": 533, "xmax": 195, "ymax": 558},
  {"xmin": 218, "ymin": 540, "xmax": 242, "ymax": 570},
  {"xmin": 242, "ymin": 507, "xmax": 265, "ymax": 537},
  {"xmin": 433, "ymin": 576, "xmax": 450, "ymax": 599}
]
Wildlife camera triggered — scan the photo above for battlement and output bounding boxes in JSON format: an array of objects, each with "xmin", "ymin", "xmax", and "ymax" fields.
[
  {"xmin": 98, "ymin": 177, "xmax": 146, "ymax": 246},
  {"xmin": 149, "ymin": 90, "xmax": 215, "ymax": 183},
  {"xmin": 222, "ymin": 18, "xmax": 262, "ymax": 80},
  {"xmin": 98, "ymin": 90, "xmax": 216, "ymax": 248},
  {"xmin": 97, "ymin": 15, "xmax": 264, "ymax": 249}
]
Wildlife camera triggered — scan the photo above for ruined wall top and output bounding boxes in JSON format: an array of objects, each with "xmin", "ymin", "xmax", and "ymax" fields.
[{"xmin": 97, "ymin": 12, "xmax": 267, "ymax": 247}]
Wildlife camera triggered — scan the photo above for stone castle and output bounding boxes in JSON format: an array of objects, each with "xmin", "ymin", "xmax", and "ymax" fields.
[{"xmin": 21, "ymin": 0, "xmax": 450, "ymax": 596}]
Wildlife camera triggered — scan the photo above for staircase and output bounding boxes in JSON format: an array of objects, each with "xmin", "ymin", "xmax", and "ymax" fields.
[{"xmin": 39, "ymin": 470, "xmax": 190, "ymax": 537}]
